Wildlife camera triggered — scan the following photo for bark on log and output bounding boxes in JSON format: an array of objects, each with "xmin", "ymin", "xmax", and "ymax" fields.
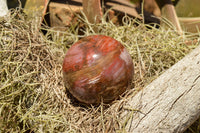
[{"xmin": 121, "ymin": 45, "xmax": 200, "ymax": 132}]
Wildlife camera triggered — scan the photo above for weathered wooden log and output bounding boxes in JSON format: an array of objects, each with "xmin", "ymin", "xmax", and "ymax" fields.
[{"xmin": 121, "ymin": 45, "xmax": 200, "ymax": 132}]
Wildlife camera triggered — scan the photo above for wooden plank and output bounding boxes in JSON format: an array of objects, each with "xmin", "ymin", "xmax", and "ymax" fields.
[
  {"xmin": 49, "ymin": 0, "xmax": 188, "ymax": 35},
  {"xmin": 155, "ymin": 0, "xmax": 183, "ymax": 35},
  {"xmin": 24, "ymin": 0, "xmax": 49, "ymax": 19},
  {"xmin": 179, "ymin": 17, "xmax": 200, "ymax": 33},
  {"xmin": 23, "ymin": 0, "xmax": 49, "ymax": 27},
  {"xmin": 0, "ymin": 0, "xmax": 9, "ymax": 17},
  {"xmin": 120, "ymin": 45, "xmax": 200, "ymax": 132},
  {"xmin": 83, "ymin": 0, "xmax": 102, "ymax": 23},
  {"xmin": 106, "ymin": 0, "xmax": 142, "ymax": 19},
  {"xmin": 49, "ymin": 0, "xmax": 142, "ymax": 27},
  {"xmin": 49, "ymin": 2, "xmax": 83, "ymax": 27}
]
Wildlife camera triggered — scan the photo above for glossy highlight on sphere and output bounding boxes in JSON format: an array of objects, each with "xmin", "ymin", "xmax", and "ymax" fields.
[{"xmin": 63, "ymin": 35, "xmax": 134, "ymax": 104}]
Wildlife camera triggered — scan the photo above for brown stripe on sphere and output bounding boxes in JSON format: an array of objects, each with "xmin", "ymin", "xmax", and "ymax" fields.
[{"xmin": 63, "ymin": 35, "xmax": 134, "ymax": 104}]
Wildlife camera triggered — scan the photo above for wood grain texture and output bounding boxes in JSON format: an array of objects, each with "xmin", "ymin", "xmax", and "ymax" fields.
[
  {"xmin": 155, "ymin": 0, "xmax": 183, "ymax": 35},
  {"xmin": 0, "ymin": 0, "xmax": 9, "ymax": 17},
  {"xmin": 121, "ymin": 45, "xmax": 200, "ymax": 132},
  {"xmin": 106, "ymin": 1, "xmax": 142, "ymax": 19},
  {"xmin": 82, "ymin": 0, "xmax": 102, "ymax": 23},
  {"xmin": 179, "ymin": 17, "xmax": 200, "ymax": 33},
  {"xmin": 161, "ymin": 4, "xmax": 183, "ymax": 35},
  {"xmin": 49, "ymin": 2, "xmax": 82, "ymax": 27}
]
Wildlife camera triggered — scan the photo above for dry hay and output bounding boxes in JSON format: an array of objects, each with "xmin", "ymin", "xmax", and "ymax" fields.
[{"xmin": 0, "ymin": 9, "xmax": 199, "ymax": 132}]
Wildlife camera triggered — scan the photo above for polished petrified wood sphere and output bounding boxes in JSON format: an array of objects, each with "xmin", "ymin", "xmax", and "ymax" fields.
[{"xmin": 63, "ymin": 35, "xmax": 134, "ymax": 104}]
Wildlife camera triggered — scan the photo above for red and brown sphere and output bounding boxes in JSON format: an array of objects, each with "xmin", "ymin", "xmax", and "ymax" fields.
[{"xmin": 63, "ymin": 35, "xmax": 134, "ymax": 104}]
